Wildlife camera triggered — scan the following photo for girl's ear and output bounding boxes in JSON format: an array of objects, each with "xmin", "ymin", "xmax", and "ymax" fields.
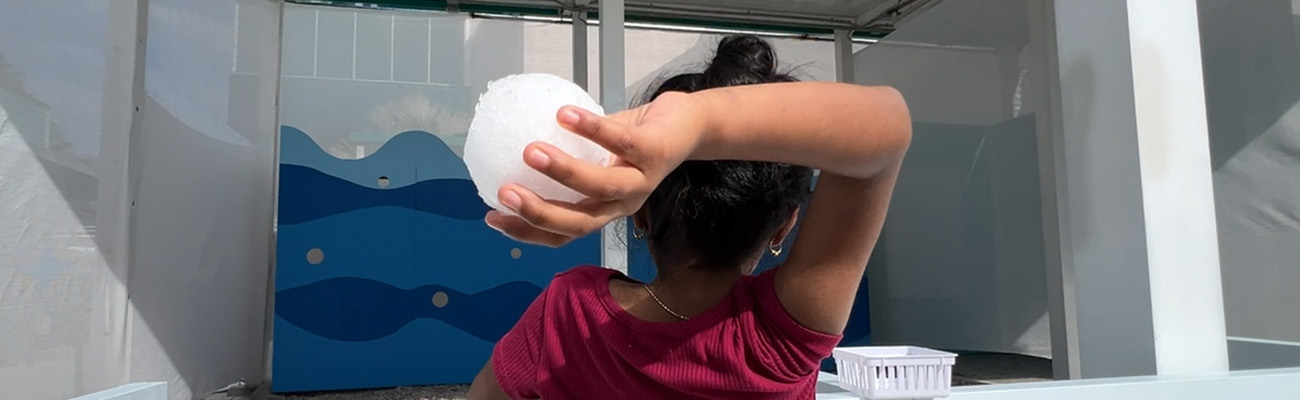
[
  {"xmin": 633, "ymin": 208, "xmax": 650, "ymax": 234},
  {"xmin": 771, "ymin": 208, "xmax": 799, "ymax": 246}
]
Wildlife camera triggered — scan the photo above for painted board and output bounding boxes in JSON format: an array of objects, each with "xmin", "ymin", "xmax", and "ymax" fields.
[{"xmin": 271, "ymin": 126, "xmax": 600, "ymax": 392}]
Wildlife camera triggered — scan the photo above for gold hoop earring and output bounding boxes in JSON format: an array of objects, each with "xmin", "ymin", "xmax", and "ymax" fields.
[{"xmin": 769, "ymin": 243, "xmax": 783, "ymax": 257}]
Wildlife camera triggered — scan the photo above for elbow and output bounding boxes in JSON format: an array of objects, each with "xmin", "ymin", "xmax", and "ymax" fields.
[
  {"xmin": 878, "ymin": 86, "xmax": 913, "ymax": 155},
  {"xmin": 851, "ymin": 85, "xmax": 912, "ymax": 178}
]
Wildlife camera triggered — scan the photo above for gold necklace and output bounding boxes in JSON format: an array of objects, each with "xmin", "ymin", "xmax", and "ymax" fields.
[{"xmin": 643, "ymin": 284, "xmax": 690, "ymax": 321}]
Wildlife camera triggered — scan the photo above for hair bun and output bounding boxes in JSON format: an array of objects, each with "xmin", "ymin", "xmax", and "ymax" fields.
[{"xmin": 705, "ymin": 34, "xmax": 778, "ymax": 80}]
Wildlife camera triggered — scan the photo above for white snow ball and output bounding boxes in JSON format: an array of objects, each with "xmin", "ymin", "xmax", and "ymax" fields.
[{"xmin": 463, "ymin": 73, "xmax": 611, "ymax": 215}]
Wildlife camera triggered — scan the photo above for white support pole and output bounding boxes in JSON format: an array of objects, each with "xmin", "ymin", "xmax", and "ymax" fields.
[
  {"xmin": 1125, "ymin": 0, "xmax": 1227, "ymax": 376},
  {"xmin": 599, "ymin": 0, "xmax": 627, "ymax": 273},
  {"xmin": 572, "ymin": 10, "xmax": 588, "ymax": 90},
  {"xmin": 1036, "ymin": 0, "xmax": 1228, "ymax": 378},
  {"xmin": 833, "ymin": 29, "xmax": 854, "ymax": 83}
]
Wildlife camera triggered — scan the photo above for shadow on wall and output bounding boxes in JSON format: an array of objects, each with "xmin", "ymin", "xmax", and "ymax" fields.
[{"xmin": 1198, "ymin": 0, "xmax": 1300, "ymax": 170}]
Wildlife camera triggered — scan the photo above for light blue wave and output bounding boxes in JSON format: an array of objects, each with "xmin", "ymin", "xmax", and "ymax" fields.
[{"xmin": 280, "ymin": 125, "xmax": 470, "ymax": 189}]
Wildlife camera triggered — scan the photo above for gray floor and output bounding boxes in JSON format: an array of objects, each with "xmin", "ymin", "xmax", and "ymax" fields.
[
  {"xmin": 270, "ymin": 353, "xmax": 1051, "ymax": 399},
  {"xmin": 951, "ymin": 353, "xmax": 1054, "ymax": 385},
  {"xmin": 279, "ymin": 385, "xmax": 469, "ymax": 400}
]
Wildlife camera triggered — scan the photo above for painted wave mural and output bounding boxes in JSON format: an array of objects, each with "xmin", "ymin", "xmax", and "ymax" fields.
[{"xmin": 273, "ymin": 126, "xmax": 600, "ymax": 392}]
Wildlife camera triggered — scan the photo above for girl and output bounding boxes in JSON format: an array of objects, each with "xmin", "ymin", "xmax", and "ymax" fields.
[{"xmin": 469, "ymin": 34, "xmax": 911, "ymax": 399}]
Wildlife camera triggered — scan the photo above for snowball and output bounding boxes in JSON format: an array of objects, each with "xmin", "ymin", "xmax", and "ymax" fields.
[{"xmin": 463, "ymin": 73, "xmax": 611, "ymax": 215}]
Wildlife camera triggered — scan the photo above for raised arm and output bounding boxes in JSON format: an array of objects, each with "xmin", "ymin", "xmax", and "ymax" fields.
[
  {"xmin": 486, "ymin": 81, "xmax": 911, "ymax": 334},
  {"xmin": 690, "ymin": 82, "xmax": 911, "ymax": 334}
]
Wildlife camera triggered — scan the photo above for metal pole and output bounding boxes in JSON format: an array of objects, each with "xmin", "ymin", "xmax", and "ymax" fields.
[
  {"xmin": 598, "ymin": 0, "xmax": 627, "ymax": 273},
  {"xmin": 833, "ymin": 29, "xmax": 855, "ymax": 83},
  {"xmin": 572, "ymin": 10, "xmax": 588, "ymax": 90}
]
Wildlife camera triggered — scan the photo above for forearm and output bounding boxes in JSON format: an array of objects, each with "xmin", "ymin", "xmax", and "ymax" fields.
[{"xmin": 690, "ymin": 81, "xmax": 912, "ymax": 179}]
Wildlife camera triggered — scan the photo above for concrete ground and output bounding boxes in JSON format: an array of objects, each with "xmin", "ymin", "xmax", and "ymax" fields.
[{"xmin": 280, "ymin": 385, "xmax": 469, "ymax": 400}]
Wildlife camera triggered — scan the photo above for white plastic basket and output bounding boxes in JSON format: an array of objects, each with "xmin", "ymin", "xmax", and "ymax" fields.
[{"xmin": 832, "ymin": 346, "xmax": 958, "ymax": 400}]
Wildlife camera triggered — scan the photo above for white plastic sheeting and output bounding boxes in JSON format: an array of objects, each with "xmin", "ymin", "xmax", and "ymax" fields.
[
  {"xmin": 1, "ymin": 0, "xmax": 280, "ymax": 399},
  {"xmin": 129, "ymin": 0, "xmax": 279, "ymax": 398},
  {"xmin": 1198, "ymin": 0, "xmax": 1300, "ymax": 362},
  {"xmin": 0, "ymin": 1, "xmax": 130, "ymax": 398}
]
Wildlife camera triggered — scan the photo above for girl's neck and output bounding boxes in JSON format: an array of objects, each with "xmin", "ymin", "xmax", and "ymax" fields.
[{"xmin": 645, "ymin": 267, "xmax": 743, "ymax": 318}]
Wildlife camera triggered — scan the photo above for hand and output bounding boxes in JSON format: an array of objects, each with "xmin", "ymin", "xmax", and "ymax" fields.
[{"xmin": 484, "ymin": 91, "xmax": 707, "ymax": 247}]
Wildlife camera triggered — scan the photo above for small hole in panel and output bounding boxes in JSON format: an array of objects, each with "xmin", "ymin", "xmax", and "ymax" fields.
[{"xmin": 377, "ymin": 176, "xmax": 390, "ymax": 188}]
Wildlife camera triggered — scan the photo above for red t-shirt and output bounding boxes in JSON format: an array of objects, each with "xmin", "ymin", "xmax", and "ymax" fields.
[{"xmin": 491, "ymin": 266, "xmax": 842, "ymax": 399}]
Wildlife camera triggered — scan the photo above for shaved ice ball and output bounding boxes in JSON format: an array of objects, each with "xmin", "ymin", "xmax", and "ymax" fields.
[{"xmin": 463, "ymin": 73, "xmax": 611, "ymax": 215}]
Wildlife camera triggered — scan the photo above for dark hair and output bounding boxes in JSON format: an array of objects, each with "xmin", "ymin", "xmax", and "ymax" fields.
[{"xmin": 636, "ymin": 34, "xmax": 814, "ymax": 271}]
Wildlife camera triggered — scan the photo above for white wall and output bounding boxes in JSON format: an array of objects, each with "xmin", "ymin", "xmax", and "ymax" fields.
[
  {"xmin": 854, "ymin": 0, "xmax": 1052, "ymax": 358},
  {"xmin": 1198, "ymin": 0, "xmax": 1300, "ymax": 365}
]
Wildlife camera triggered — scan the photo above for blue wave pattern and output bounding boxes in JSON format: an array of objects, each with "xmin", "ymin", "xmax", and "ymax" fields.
[
  {"xmin": 280, "ymin": 126, "xmax": 470, "ymax": 188},
  {"xmin": 273, "ymin": 125, "xmax": 600, "ymax": 392},
  {"xmin": 278, "ymin": 164, "xmax": 489, "ymax": 225},
  {"xmin": 276, "ymin": 277, "xmax": 541, "ymax": 342}
]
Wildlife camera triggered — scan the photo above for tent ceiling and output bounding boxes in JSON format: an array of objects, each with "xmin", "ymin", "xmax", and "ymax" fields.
[{"xmin": 303, "ymin": 0, "xmax": 940, "ymax": 36}]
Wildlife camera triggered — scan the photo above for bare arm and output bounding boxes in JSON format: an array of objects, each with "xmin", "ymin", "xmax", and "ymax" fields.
[
  {"xmin": 487, "ymin": 82, "xmax": 909, "ymax": 336},
  {"xmin": 468, "ymin": 360, "xmax": 517, "ymax": 400},
  {"xmin": 691, "ymin": 82, "xmax": 911, "ymax": 180},
  {"xmin": 692, "ymin": 82, "xmax": 911, "ymax": 334}
]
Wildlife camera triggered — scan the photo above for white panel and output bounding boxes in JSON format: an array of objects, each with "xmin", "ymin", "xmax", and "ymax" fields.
[
  {"xmin": 354, "ymin": 12, "xmax": 393, "ymax": 80},
  {"xmin": 315, "ymin": 9, "xmax": 355, "ymax": 79},
  {"xmin": 393, "ymin": 15, "xmax": 431, "ymax": 83},
  {"xmin": 131, "ymin": 0, "xmax": 279, "ymax": 398},
  {"xmin": 280, "ymin": 7, "xmax": 316, "ymax": 77}
]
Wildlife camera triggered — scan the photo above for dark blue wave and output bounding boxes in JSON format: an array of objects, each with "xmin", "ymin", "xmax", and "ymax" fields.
[
  {"xmin": 277, "ymin": 164, "xmax": 490, "ymax": 225},
  {"xmin": 276, "ymin": 277, "xmax": 541, "ymax": 343},
  {"xmin": 280, "ymin": 125, "xmax": 470, "ymax": 189}
]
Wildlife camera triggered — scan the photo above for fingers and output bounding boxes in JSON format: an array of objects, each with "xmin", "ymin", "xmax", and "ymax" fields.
[
  {"xmin": 496, "ymin": 184, "xmax": 618, "ymax": 238},
  {"xmin": 524, "ymin": 142, "xmax": 647, "ymax": 201},
  {"xmin": 557, "ymin": 106, "xmax": 651, "ymax": 167},
  {"xmin": 485, "ymin": 211, "xmax": 574, "ymax": 248}
]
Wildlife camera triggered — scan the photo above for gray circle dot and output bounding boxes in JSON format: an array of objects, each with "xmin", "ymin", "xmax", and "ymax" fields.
[{"xmin": 306, "ymin": 248, "xmax": 324, "ymax": 265}]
